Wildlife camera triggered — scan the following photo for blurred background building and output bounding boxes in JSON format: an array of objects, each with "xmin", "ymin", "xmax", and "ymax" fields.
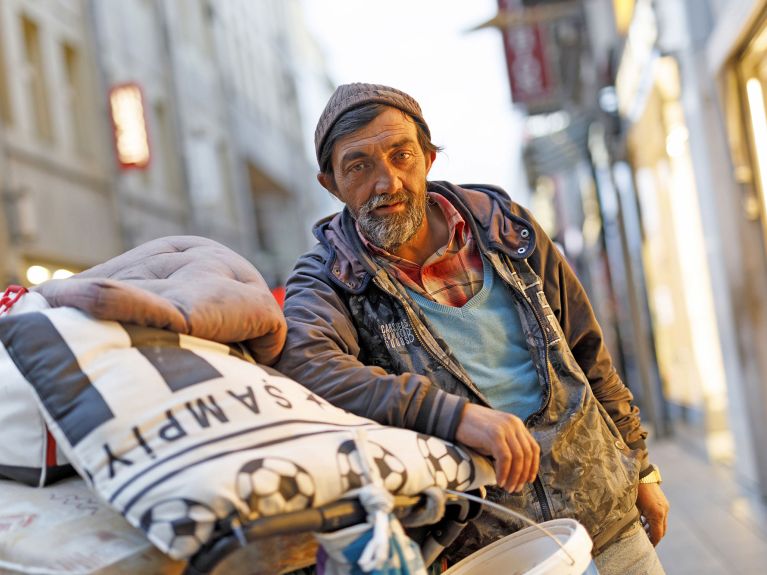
[
  {"xmin": 0, "ymin": 0, "xmax": 333, "ymax": 290},
  {"xmin": 483, "ymin": 0, "xmax": 767, "ymax": 503},
  {"xmin": 0, "ymin": 0, "xmax": 122, "ymax": 285}
]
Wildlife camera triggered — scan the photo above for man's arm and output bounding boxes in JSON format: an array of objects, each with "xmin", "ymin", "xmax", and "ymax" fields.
[
  {"xmin": 275, "ymin": 247, "xmax": 539, "ymax": 492},
  {"xmin": 515, "ymin": 204, "xmax": 670, "ymax": 543},
  {"xmin": 274, "ymin": 247, "xmax": 467, "ymax": 439}
]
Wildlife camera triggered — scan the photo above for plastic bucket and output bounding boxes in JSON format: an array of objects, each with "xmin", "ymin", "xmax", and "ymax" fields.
[{"xmin": 442, "ymin": 518, "xmax": 597, "ymax": 575}]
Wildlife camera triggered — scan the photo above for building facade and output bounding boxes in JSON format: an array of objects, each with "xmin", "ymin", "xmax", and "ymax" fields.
[
  {"xmin": 491, "ymin": 0, "xmax": 767, "ymax": 500},
  {"xmin": 89, "ymin": 0, "xmax": 192, "ymax": 251},
  {"xmin": 0, "ymin": 0, "xmax": 333, "ymax": 290},
  {"xmin": 0, "ymin": 0, "xmax": 122, "ymax": 286},
  {"xmin": 207, "ymin": 0, "xmax": 331, "ymax": 285},
  {"xmin": 611, "ymin": 0, "xmax": 767, "ymax": 497}
]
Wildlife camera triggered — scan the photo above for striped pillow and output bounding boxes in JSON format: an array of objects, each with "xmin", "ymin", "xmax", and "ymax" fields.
[
  {"xmin": 0, "ymin": 307, "xmax": 494, "ymax": 560},
  {"xmin": 0, "ymin": 292, "xmax": 72, "ymax": 486}
]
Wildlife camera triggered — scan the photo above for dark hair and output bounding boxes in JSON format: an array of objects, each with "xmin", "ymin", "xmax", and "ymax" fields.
[{"xmin": 318, "ymin": 103, "xmax": 442, "ymax": 175}]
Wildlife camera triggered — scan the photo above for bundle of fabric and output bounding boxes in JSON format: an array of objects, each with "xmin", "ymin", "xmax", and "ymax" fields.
[
  {"xmin": 34, "ymin": 235, "xmax": 287, "ymax": 366},
  {"xmin": 0, "ymin": 237, "xmax": 495, "ymax": 561},
  {"xmin": 0, "ymin": 235, "xmax": 286, "ymax": 487}
]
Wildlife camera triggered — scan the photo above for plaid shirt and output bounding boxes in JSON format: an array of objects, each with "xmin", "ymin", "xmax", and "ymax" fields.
[{"xmin": 357, "ymin": 193, "xmax": 484, "ymax": 307}]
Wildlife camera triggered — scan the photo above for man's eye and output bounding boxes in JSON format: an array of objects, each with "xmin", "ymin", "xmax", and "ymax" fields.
[{"xmin": 395, "ymin": 152, "xmax": 412, "ymax": 160}]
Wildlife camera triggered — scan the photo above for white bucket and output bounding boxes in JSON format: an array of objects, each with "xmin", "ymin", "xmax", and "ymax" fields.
[{"xmin": 442, "ymin": 518, "xmax": 597, "ymax": 575}]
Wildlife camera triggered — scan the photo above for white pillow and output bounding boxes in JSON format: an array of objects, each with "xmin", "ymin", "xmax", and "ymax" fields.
[
  {"xmin": 0, "ymin": 307, "xmax": 494, "ymax": 560},
  {"xmin": 0, "ymin": 292, "xmax": 72, "ymax": 486}
]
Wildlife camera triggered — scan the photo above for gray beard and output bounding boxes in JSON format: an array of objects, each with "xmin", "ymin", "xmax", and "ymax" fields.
[{"xmin": 356, "ymin": 190, "xmax": 427, "ymax": 253}]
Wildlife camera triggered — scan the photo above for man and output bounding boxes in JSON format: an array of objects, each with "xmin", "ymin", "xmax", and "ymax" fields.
[{"xmin": 275, "ymin": 83, "xmax": 669, "ymax": 574}]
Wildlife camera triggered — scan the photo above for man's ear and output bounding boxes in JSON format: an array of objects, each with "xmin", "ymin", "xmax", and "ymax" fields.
[
  {"xmin": 424, "ymin": 150, "xmax": 437, "ymax": 175},
  {"xmin": 317, "ymin": 172, "xmax": 341, "ymax": 200}
]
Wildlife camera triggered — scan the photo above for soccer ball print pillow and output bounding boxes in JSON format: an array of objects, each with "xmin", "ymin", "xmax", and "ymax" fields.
[{"xmin": 0, "ymin": 307, "xmax": 494, "ymax": 559}]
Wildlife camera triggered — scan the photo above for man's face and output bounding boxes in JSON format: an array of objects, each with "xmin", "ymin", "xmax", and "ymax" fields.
[{"xmin": 319, "ymin": 107, "xmax": 435, "ymax": 253}]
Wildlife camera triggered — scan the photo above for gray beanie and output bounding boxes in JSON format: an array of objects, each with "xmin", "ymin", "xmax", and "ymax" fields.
[{"xmin": 314, "ymin": 82, "xmax": 430, "ymax": 166}]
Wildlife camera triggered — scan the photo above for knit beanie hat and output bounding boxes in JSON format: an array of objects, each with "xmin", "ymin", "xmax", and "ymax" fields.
[{"xmin": 314, "ymin": 82, "xmax": 430, "ymax": 166}]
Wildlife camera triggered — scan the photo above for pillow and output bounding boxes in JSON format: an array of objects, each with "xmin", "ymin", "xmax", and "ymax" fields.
[
  {"xmin": 0, "ymin": 291, "xmax": 72, "ymax": 486},
  {"xmin": 0, "ymin": 307, "xmax": 494, "ymax": 560}
]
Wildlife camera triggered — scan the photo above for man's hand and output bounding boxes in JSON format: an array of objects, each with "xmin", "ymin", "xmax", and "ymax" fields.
[
  {"xmin": 636, "ymin": 482, "xmax": 670, "ymax": 546},
  {"xmin": 455, "ymin": 403, "xmax": 540, "ymax": 492}
]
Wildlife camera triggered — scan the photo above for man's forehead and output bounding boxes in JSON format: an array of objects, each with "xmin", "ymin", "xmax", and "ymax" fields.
[{"xmin": 334, "ymin": 109, "xmax": 418, "ymax": 157}]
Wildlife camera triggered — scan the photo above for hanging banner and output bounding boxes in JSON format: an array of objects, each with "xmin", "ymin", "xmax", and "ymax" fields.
[{"xmin": 497, "ymin": 0, "xmax": 561, "ymax": 112}]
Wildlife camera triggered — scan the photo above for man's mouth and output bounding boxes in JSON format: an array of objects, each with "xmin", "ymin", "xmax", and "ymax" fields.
[{"xmin": 372, "ymin": 200, "xmax": 405, "ymax": 215}]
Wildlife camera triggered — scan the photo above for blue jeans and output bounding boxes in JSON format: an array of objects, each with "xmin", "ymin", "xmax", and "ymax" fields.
[{"xmin": 594, "ymin": 521, "xmax": 666, "ymax": 575}]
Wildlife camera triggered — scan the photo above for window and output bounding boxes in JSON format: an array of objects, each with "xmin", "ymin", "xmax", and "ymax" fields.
[
  {"xmin": 62, "ymin": 42, "xmax": 87, "ymax": 155},
  {"xmin": 0, "ymin": 18, "xmax": 11, "ymax": 126},
  {"xmin": 178, "ymin": 0, "xmax": 214, "ymax": 57},
  {"xmin": 20, "ymin": 15, "xmax": 52, "ymax": 142},
  {"xmin": 247, "ymin": 163, "xmax": 285, "ymax": 255},
  {"xmin": 736, "ymin": 14, "xmax": 767, "ymax": 247},
  {"xmin": 216, "ymin": 141, "xmax": 235, "ymax": 219},
  {"xmin": 189, "ymin": 135, "xmax": 235, "ymax": 221},
  {"xmin": 153, "ymin": 101, "xmax": 179, "ymax": 198}
]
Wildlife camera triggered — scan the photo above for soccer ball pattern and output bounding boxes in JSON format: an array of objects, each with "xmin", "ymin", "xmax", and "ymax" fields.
[
  {"xmin": 336, "ymin": 439, "xmax": 408, "ymax": 494},
  {"xmin": 139, "ymin": 498, "xmax": 217, "ymax": 559},
  {"xmin": 236, "ymin": 457, "xmax": 315, "ymax": 517},
  {"xmin": 417, "ymin": 434, "xmax": 474, "ymax": 490}
]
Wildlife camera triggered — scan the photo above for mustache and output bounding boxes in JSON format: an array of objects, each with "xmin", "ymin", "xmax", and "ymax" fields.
[{"xmin": 359, "ymin": 192, "xmax": 411, "ymax": 216}]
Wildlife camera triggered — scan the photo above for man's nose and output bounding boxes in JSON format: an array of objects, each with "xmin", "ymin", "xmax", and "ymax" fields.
[{"xmin": 373, "ymin": 161, "xmax": 401, "ymax": 195}]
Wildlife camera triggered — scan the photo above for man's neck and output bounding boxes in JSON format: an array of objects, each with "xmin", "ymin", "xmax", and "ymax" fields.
[{"xmin": 392, "ymin": 201, "xmax": 448, "ymax": 266}]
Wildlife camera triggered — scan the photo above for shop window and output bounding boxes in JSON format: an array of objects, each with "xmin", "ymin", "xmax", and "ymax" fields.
[
  {"xmin": 735, "ymin": 13, "xmax": 767, "ymax": 244},
  {"xmin": 20, "ymin": 15, "xmax": 52, "ymax": 142}
]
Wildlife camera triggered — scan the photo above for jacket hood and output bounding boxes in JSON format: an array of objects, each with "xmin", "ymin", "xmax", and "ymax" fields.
[{"xmin": 312, "ymin": 181, "xmax": 536, "ymax": 294}]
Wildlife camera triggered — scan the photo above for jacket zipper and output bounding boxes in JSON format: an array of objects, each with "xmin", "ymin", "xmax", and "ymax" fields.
[
  {"xmin": 533, "ymin": 477, "xmax": 553, "ymax": 520},
  {"xmin": 493, "ymin": 257, "xmax": 555, "ymax": 520},
  {"xmin": 511, "ymin": 282, "xmax": 554, "ymax": 521}
]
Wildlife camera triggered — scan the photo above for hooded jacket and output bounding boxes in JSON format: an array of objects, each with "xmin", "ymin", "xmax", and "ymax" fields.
[{"xmin": 275, "ymin": 181, "xmax": 648, "ymax": 553}]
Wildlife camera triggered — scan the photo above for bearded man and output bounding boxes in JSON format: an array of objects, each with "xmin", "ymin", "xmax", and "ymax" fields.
[{"xmin": 275, "ymin": 83, "xmax": 669, "ymax": 574}]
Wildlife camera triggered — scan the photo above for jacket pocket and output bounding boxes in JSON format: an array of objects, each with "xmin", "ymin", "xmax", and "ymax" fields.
[{"xmin": 540, "ymin": 394, "xmax": 640, "ymax": 542}]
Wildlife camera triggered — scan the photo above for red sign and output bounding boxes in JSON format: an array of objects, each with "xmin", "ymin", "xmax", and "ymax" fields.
[
  {"xmin": 497, "ymin": 0, "xmax": 559, "ymax": 111},
  {"xmin": 108, "ymin": 83, "xmax": 151, "ymax": 170}
]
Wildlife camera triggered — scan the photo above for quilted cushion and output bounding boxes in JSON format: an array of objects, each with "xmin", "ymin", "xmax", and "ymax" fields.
[{"xmin": 34, "ymin": 236, "xmax": 287, "ymax": 366}]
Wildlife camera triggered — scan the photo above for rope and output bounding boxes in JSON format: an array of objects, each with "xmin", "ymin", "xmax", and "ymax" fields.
[{"xmin": 353, "ymin": 429, "xmax": 395, "ymax": 571}]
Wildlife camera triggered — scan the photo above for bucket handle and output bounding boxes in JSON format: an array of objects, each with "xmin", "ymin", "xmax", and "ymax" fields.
[{"xmin": 444, "ymin": 489, "xmax": 577, "ymax": 567}]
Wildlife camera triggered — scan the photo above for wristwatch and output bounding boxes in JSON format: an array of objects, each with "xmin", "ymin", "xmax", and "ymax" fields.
[{"xmin": 638, "ymin": 464, "xmax": 662, "ymax": 485}]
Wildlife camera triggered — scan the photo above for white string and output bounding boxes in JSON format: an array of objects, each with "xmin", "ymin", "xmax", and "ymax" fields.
[
  {"xmin": 443, "ymin": 489, "xmax": 577, "ymax": 566},
  {"xmin": 353, "ymin": 429, "xmax": 394, "ymax": 571}
]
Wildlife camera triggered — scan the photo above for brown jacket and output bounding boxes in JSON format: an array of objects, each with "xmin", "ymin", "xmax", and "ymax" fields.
[{"xmin": 276, "ymin": 181, "xmax": 648, "ymax": 552}]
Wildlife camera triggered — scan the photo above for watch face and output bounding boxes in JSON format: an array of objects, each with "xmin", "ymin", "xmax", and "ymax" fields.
[{"xmin": 640, "ymin": 467, "xmax": 661, "ymax": 483}]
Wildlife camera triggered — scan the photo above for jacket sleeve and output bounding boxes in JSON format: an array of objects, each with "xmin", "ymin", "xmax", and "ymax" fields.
[
  {"xmin": 514, "ymin": 204, "xmax": 649, "ymax": 467},
  {"xmin": 274, "ymin": 247, "xmax": 468, "ymax": 441}
]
